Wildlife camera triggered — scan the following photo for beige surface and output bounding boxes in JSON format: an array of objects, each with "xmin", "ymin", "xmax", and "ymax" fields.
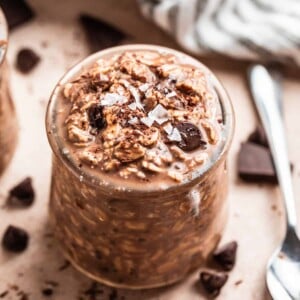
[{"xmin": 0, "ymin": 0, "xmax": 299, "ymax": 299}]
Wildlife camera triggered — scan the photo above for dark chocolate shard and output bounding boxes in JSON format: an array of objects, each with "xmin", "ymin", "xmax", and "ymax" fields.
[
  {"xmin": 2, "ymin": 225, "xmax": 29, "ymax": 252},
  {"xmin": 248, "ymin": 124, "xmax": 268, "ymax": 148},
  {"xmin": 175, "ymin": 122, "xmax": 206, "ymax": 152},
  {"xmin": 199, "ymin": 271, "xmax": 228, "ymax": 297},
  {"xmin": 88, "ymin": 104, "xmax": 106, "ymax": 130},
  {"xmin": 79, "ymin": 14, "xmax": 128, "ymax": 53},
  {"xmin": 0, "ymin": 0, "xmax": 34, "ymax": 30},
  {"xmin": 213, "ymin": 241, "xmax": 238, "ymax": 271},
  {"xmin": 238, "ymin": 142, "xmax": 277, "ymax": 183},
  {"xmin": 8, "ymin": 177, "xmax": 35, "ymax": 207},
  {"xmin": 16, "ymin": 48, "xmax": 40, "ymax": 74}
]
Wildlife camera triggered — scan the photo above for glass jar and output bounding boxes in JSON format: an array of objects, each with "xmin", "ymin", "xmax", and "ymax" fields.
[
  {"xmin": 0, "ymin": 9, "xmax": 18, "ymax": 175},
  {"xmin": 46, "ymin": 45, "xmax": 234, "ymax": 289}
]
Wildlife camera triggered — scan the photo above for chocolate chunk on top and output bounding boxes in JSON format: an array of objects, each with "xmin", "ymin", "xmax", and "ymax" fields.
[
  {"xmin": 16, "ymin": 48, "xmax": 40, "ymax": 74},
  {"xmin": 238, "ymin": 142, "xmax": 277, "ymax": 183},
  {"xmin": 2, "ymin": 225, "xmax": 29, "ymax": 252},
  {"xmin": 199, "ymin": 271, "xmax": 228, "ymax": 297},
  {"xmin": 175, "ymin": 122, "xmax": 206, "ymax": 152},
  {"xmin": 8, "ymin": 177, "xmax": 35, "ymax": 206},
  {"xmin": 79, "ymin": 14, "xmax": 128, "ymax": 53},
  {"xmin": 213, "ymin": 241, "xmax": 238, "ymax": 271},
  {"xmin": 88, "ymin": 104, "xmax": 106, "ymax": 130},
  {"xmin": 0, "ymin": 0, "xmax": 34, "ymax": 30}
]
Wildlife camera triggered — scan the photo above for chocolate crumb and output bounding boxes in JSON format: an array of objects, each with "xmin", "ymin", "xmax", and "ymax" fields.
[
  {"xmin": 0, "ymin": 290, "xmax": 9, "ymax": 298},
  {"xmin": 2, "ymin": 225, "xmax": 29, "ymax": 252},
  {"xmin": 84, "ymin": 282, "xmax": 103, "ymax": 298},
  {"xmin": 79, "ymin": 14, "xmax": 127, "ymax": 53},
  {"xmin": 8, "ymin": 177, "xmax": 35, "ymax": 207},
  {"xmin": 0, "ymin": 0, "xmax": 34, "ymax": 30},
  {"xmin": 234, "ymin": 279, "xmax": 243, "ymax": 286},
  {"xmin": 109, "ymin": 289, "xmax": 118, "ymax": 300},
  {"xmin": 213, "ymin": 241, "xmax": 238, "ymax": 271},
  {"xmin": 58, "ymin": 260, "xmax": 70, "ymax": 271},
  {"xmin": 42, "ymin": 288, "xmax": 53, "ymax": 296},
  {"xmin": 175, "ymin": 122, "xmax": 206, "ymax": 152},
  {"xmin": 199, "ymin": 271, "xmax": 228, "ymax": 297},
  {"xmin": 16, "ymin": 48, "xmax": 40, "ymax": 74}
]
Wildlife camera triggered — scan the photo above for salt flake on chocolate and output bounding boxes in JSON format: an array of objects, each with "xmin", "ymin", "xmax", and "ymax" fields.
[
  {"xmin": 163, "ymin": 123, "xmax": 173, "ymax": 135},
  {"xmin": 101, "ymin": 93, "xmax": 126, "ymax": 106},
  {"xmin": 148, "ymin": 104, "xmax": 168, "ymax": 125},
  {"xmin": 168, "ymin": 127, "xmax": 182, "ymax": 142}
]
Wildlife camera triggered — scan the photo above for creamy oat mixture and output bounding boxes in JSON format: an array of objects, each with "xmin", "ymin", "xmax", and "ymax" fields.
[{"xmin": 60, "ymin": 50, "xmax": 223, "ymax": 183}]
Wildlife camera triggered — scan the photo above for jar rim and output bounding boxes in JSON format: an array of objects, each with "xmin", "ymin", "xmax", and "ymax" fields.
[
  {"xmin": 45, "ymin": 44, "xmax": 235, "ymax": 196},
  {"xmin": 0, "ymin": 8, "xmax": 8, "ymax": 65}
]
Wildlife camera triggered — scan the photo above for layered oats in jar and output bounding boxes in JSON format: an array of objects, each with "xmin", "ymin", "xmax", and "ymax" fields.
[
  {"xmin": 46, "ymin": 45, "xmax": 234, "ymax": 289},
  {"xmin": 0, "ymin": 9, "xmax": 18, "ymax": 176}
]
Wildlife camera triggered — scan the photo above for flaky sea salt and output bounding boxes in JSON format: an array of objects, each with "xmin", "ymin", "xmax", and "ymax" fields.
[
  {"xmin": 148, "ymin": 104, "xmax": 169, "ymax": 125},
  {"xmin": 139, "ymin": 83, "xmax": 150, "ymax": 92},
  {"xmin": 166, "ymin": 91, "xmax": 177, "ymax": 98},
  {"xmin": 140, "ymin": 116, "xmax": 154, "ymax": 127},
  {"xmin": 128, "ymin": 117, "xmax": 139, "ymax": 125},
  {"xmin": 167, "ymin": 127, "xmax": 182, "ymax": 142},
  {"xmin": 128, "ymin": 102, "xmax": 137, "ymax": 110},
  {"xmin": 101, "ymin": 93, "xmax": 126, "ymax": 106},
  {"xmin": 128, "ymin": 85, "xmax": 144, "ymax": 110},
  {"xmin": 163, "ymin": 123, "xmax": 173, "ymax": 135}
]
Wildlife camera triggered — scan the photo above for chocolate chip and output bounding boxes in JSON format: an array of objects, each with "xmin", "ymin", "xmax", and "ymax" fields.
[
  {"xmin": 79, "ymin": 14, "xmax": 128, "ymax": 53},
  {"xmin": 238, "ymin": 142, "xmax": 277, "ymax": 183},
  {"xmin": 41, "ymin": 288, "xmax": 53, "ymax": 296},
  {"xmin": 248, "ymin": 125, "xmax": 268, "ymax": 148},
  {"xmin": 2, "ymin": 225, "xmax": 29, "ymax": 252},
  {"xmin": 88, "ymin": 104, "xmax": 106, "ymax": 130},
  {"xmin": 8, "ymin": 177, "xmax": 35, "ymax": 207},
  {"xmin": 175, "ymin": 122, "xmax": 206, "ymax": 151},
  {"xmin": 109, "ymin": 289, "xmax": 118, "ymax": 300},
  {"xmin": 0, "ymin": 0, "xmax": 34, "ymax": 30},
  {"xmin": 16, "ymin": 48, "xmax": 40, "ymax": 74},
  {"xmin": 213, "ymin": 241, "xmax": 238, "ymax": 271},
  {"xmin": 199, "ymin": 271, "xmax": 228, "ymax": 297}
]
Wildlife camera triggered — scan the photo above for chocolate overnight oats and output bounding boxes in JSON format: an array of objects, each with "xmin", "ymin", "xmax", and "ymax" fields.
[
  {"xmin": 0, "ymin": 9, "xmax": 18, "ymax": 175},
  {"xmin": 46, "ymin": 45, "xmax": 234, "ymax": 289}
]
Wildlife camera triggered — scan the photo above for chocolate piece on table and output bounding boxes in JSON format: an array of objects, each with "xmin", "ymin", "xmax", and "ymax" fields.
[
  {"xmin": 8, "ymin": 177, "xmax": 35, "ymax": 207},
  {"xmin": 248, "ymin": 124, "xmax": 268, "ymax": 148},
  {"xmin": 0, "ymin": 0, "xmax": 34, "ymax": 30},
  {"xmin": 41, "ymin": 288, "xmax": 53, "ymax": 297},
  {"xmin": 199, "ymin": 271, "xmax": 228, "ymax": 297},
  {"xmin": 79, "ymin": 14, "xmax": 128, "ymax": 53},
  {"xmin": 16, "ymin": 48, "xmax": 40, "ymax": 74},
  {"xmin": 2, "ymin": 225, "xmax": 29, "ymax": 252},
  {"xmin": 175, "ymin": 122, "xmax": 207, "ymax": 152},
  {"xmin": 213, "ymin": 241, "xmax": 238, "ymax": 271},
  {"xmin": 238, "ymin": 142, "xmax": 277, "ymax": 183}
]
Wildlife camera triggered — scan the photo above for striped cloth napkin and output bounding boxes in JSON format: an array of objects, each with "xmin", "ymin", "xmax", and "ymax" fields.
[{"xmin": 138, "ymin": 0, "xmax": 300, "ymax": 66}]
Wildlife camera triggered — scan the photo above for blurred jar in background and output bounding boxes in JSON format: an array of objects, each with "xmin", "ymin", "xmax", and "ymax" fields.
[{"xmin": 0, "ymin": 8, "xmax": 18, "ymax": 176}]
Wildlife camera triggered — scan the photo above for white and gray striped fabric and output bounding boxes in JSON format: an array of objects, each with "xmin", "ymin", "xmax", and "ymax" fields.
[{"xmin": 138, "ymin": 0, "xmax": 300, "ymax": 66}]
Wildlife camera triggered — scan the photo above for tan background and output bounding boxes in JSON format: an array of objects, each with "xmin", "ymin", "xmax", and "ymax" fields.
[{"xmin": 0, "ymin": 0, "xmax": 299, "ymax": 299}]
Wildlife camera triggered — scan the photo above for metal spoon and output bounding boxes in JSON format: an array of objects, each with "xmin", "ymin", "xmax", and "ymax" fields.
[{"xmin": 248, "ymin": 65, "xmax": 300, "ymax": 300}]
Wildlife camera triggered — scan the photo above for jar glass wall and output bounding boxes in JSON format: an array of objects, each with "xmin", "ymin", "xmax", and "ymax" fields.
[
  {"xmin": 46, "ymin": 45, "xmax": 234, "ymax": 289},
  {"xmin": 0, "ymin": 8, "xmax": 18, "ymax": 175}
]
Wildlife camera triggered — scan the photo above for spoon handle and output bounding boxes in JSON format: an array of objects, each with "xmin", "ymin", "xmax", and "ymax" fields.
[{"xmin": 248, "ymin": 65, "xmax": 297, "ymax": 229}]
